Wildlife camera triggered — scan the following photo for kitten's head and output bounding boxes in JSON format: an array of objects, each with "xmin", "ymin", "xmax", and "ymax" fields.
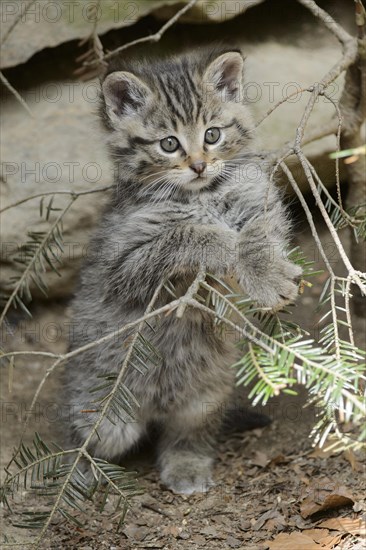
[{"xmin": 101, "ymin": 47, "xmax": 254, "ymax": 197}]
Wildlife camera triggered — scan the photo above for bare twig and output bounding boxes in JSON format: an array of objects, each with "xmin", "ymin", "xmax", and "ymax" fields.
[
  {"xmin": 0, "ymin": 71, "xmax": 34, "ymax": 117},
  {"xmin": 338, "ymin": 0, "xmax": 366, "ymax": 315},
  {"xmin": 141, "ymin": 502, "xmax": 173, "ymax": 518},
  {"xmin": 75, "ymin": 0, "xmax": 106, "ymax": 79},
  {"xmin": 296, "ymin": 0, "xmax": 353, "ymax": 45},
  {"xmin": 176, "ymin": 266, "xmax": 206, "ymax": 318},
  {"xmin": 0, "ymin": 0, "xmax": 37, "ymax": 46},
  {"xmin": 297, "ymin": 147, "xmax": 366, "ymax": 294},
  {"xmin": 322, "ymin": 91, "xmax": 344, "ymax": 213},
  {"xmin": 279, "ymin": 161, "xmax": 334, "ymax": 274},
  {"xmin": 102, "ymin": 0, "xmax": 198, "ymax": 62},
  {"xmin": 344, "ymin": 278, "xmax": 356, "ymax": 347},
  {"xmin": 0, "ymin": 185, "xmax": 115, "ymax": 214},
  {"xmin": 255, "ymin": 87, "xmax": 312, "ymax": 128}
]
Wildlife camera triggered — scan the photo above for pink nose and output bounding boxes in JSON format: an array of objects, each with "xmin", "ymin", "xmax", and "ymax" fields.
[{"xmin": 189, "ymin": 161, "xmax": 207, "ymax": 175}]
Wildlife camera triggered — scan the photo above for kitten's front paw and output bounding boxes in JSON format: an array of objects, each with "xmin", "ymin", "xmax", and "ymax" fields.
[
  {"xmin": 241, "ymin": 260, "xmax": 302, "ymax": 311},
  {"xmin": 160, "ymin": 456, "xmax": 214, "ymax": 495}
]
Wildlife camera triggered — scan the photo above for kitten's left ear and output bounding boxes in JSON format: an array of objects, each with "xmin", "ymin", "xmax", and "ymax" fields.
[
  {"xmin": 102, "ymin": 71, "xmax": 153, "ymax": 126},
  {"xmin": 203, "ymin": 51, "xmax": 244, "ymax": 100}
]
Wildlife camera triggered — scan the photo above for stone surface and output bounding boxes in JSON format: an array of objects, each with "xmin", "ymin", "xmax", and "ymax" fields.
[
  {"xmin": 1, "ymin": 80, "xmax": 113, "ymax": 298},
  {"xmin": 0, "ymin": 0, "xmax": 264, "ymax": 69},
  {"xmin": 0, "ymin": 1, "xmax": 356, "ymax": 301}
]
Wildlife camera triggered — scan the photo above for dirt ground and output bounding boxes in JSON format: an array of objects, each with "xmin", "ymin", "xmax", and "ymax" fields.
[{"xmin": 1, "ymin": 211, "xmax": 365, "ymax": 549}]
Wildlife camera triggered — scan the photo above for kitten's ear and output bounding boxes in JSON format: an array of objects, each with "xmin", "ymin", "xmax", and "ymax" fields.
[
  {"xmin": 203, "ymin": 51, "xmax": 244, "ymax": 100},
  {"xmin": 102, "ymin": 71, "xmax": 152, "ymax": 124}
]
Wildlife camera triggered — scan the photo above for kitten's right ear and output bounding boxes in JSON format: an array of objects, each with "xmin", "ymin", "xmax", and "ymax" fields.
[
  {"xmin": 203, "ymin": 51, "xmax": 244, "ymax": 101},
  {"xmin": 102, "ymin": 71, "xmax": 152, "ymax": 124}
]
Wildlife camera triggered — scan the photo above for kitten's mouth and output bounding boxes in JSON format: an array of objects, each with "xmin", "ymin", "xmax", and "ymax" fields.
[{"xmin": 183, "ymin": 174, "xmax": 212, "ymax": 192}]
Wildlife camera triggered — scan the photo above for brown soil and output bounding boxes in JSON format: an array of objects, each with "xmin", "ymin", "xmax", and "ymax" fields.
[{"xmin": 1, "ymin": 216, "xmax": 365, "ymax": 549}]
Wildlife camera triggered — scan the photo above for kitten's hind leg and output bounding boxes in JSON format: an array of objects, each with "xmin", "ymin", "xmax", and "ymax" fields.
[
  {"xmin": 68, "ymin": 417, "xmax": 146, "ymax": 482},
  {"xmin": 157, "ymin": 401, "xmax": 221, "ymax": 494}
]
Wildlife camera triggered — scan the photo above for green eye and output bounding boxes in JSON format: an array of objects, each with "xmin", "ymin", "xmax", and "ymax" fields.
[
  {"xmin": 160, "ymin": 136, "xmax": 180, "ymax": 153},
  {"xmin": 205, "ymin": 127, "xmax": 221, "ymax": 144}
]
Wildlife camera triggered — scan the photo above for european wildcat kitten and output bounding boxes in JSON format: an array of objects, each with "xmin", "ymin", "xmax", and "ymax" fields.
[{"xmin": 65, "ymin": 48, "xmax": 301, "ymax": 494}]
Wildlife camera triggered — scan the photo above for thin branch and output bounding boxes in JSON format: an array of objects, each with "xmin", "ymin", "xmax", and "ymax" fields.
[
  {"xmin": 255, "ymin": 87, "xmax": 312, "ymax": 128},
  {"xmin": 302, "ymin": 120, "xmax": 339, "ymax": 146},
  {"xmin": 0, "ymin": 198, "xmax": 76, "ymax": 327},
  {"xmin": 248, "ymin": 343, "xmax": 285, "ymax": 396},
  {"xmin": 0, "ymin": 0, "xmax": 37, "ymax": 46},
  {"xmin": 102, "ymin": 0, "xmax": 198, "ymax": 62},
  {"xmin": 329, "ymin": 277, "xmax": 341, "ymax": 362},
  {"xmin": 11, "ymin": 294, "xmax": 180, "ymax": 454},
  {"xmin": 189, "ymin": 292, "xmax": 366, "ymax": 404},
  {"xmin": 322, "ymin": 91, "xmax": 344, "ymax": 212},
  {"xmin": 296, "ymin": 0, "xmax": 353, "ymax": 45},
  {"xmin": 0, "ymin": 71, "xmax": 33, "ymax": 117},
  {"xmin": 355, "ymin": 0, "xmax": 366, "ymax": 40},
  {"xmin": 344, "ymin": 278, "xmax": 355, "ymax": 347},
  {"xmin": 0, "ymin": 185, "xmax": 115, "ymax": 214},
  {"xmin": 176, "ymin": 266, "xmax": 206, "ymax": 318},
  {"xmin": 0, "ymin": 350, "xmax": 60, "ymax": 360},
  {"xmin": 296, "ymin": 148, "xmax": 366, "ymax": 293},
  {"xmin": 279, "ymin": 161, "xmax": 334, "ymax": 274},
  {"xmin": 33, "ymin": 281, "xmax": 164, "ymax": 544}
]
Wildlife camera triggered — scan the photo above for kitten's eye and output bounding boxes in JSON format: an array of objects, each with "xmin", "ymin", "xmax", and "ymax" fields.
[
  {"xmin": 205, "ymin": 127, "xmax": 221, "ymax": 144},
  {"xmin": 160, "ymin": 136, "xmax": 180, "ymax": 153}
]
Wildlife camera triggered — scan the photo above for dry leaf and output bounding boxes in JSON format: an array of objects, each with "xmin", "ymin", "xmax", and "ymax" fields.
[
  {"xmin": 300, "ymin": 484, "xmax": 355, "ymax": 518},
  {"xmin": 226, "ymin": 535, "xmax": 243, "ymax": 548},
  {"xmin": 353, "ymin": 501, "xmax": 364, "ymax": 513},
  {"xmin": 251, "ymin": 451, "xmax": 269, "ymax": 467},
  {"xmin": 162, "ymin": 525, "xmax": 181, "ymax": 537},
  {"xmin": 252, "ymin": 509, "xmax": 286, "ymax": 531},
  {"xmin": 200, "ymin": 526, "xmax": 218, "ymax": 538},
  {"xmin": 308, "ymin": 446, "xmax": 340, "ymax": 459},
  {"xmin": 305, "ymin": 528, "xmax": 330, "ymax": 542},
  {"xmin": 318, "ymin": 534, "xmax": 343, "ymax": 547},
  {"xmin": 343, "ymin": 450, "xmax": 364, "ymax": 472},
  {"xmin": 319, "ymin": 517, "xmax": 366, "ymax": 536},
  {"xmin": 122, "ymin": 525, "xmax": 149, "ymax": 541},
  {"xmin": 268, "ymin": 454, "xmax": 289, "ymax": 467},
  {"xmin": 265, "ymin": 532, "xmax": 322, "ymax": 549}
]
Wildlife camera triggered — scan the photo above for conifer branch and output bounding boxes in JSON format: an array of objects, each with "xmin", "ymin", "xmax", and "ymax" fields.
[{"xmin": 0, "ymin": 198, "xmax": 76, "ymax": 326}]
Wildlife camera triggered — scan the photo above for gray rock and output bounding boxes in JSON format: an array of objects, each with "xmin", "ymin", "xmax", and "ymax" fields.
[
  {"xmin": 1, "ymin": 80, "xmax": 112, "ymax": 299},
  {"xmin": 0, "ymin": 0, "xmax": 264, "ymax": 69},
  {"xmin": 0, "ymin": 32, "xmax": 353, "ymax": 302}
]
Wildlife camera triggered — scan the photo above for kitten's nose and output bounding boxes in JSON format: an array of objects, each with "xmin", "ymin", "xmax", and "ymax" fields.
[{"xmin": 189, "ymin": 161, "xmax": 207, "ymax": 175}]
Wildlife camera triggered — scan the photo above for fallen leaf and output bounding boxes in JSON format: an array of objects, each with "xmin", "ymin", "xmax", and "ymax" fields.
[
  {"xmin": 251, "ymin": 451, "xmax": 269, "ymax": 467},
  {"xmin": 308, "ymin": 446, "xmax": 340, "ymax": 459},
  {"xmin": 265, "ymin": 532, "xmax": 321, "ymax": 549},
  {"xmin": 226, "ymin": 535, "xmax": 243, "ymax": 548},
  {"xmin": 318, "ymin": 534, "xmax": 343, "ymax": 547},
  {"xmin": 162, "ymin": 525, "xmax": 180, "ymax": 537},
  {"xmin": 200, "ymin": 526, "xmax": 218, "ymax": 538},
  {"xmin": 305, "ymin": 528, "xmax": 330, "ymax": 542},
  {"xmin": 268, "ymin": 454, "xmax": 289, "ymax": 467},
  {"xmin": 264, "ymin": 517, "xmax": 286, "ymax": 531},
  {"xmin": 319, "ymin": 517, "xmax": 366, "ymax": 536},
  {"xmin": 353, "ymin": 501, "xmax": 364, "ymax": 513},
  {"xmin": 343, "ymin": 449, "xmax": 364, "ymax": 472},
  {"xmin": 252, "ymin": 509, "xmax": 285, "ymax": 531},
  {"xmin": 300, "ymin": 484, "xmax": 355, "ymax": 518},
  {"xmin": 122, "ymin": 525, "xmax": 150, "ymax": 541},
  {"xmin": 177, "ymin": 530, "xmax": 190, "ymax": 540}
]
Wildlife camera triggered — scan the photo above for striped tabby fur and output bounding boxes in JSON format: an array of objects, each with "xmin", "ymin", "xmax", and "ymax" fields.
[{"xmin": 64, "ymin": 48, "xmax": 301, "ymax": 494}]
